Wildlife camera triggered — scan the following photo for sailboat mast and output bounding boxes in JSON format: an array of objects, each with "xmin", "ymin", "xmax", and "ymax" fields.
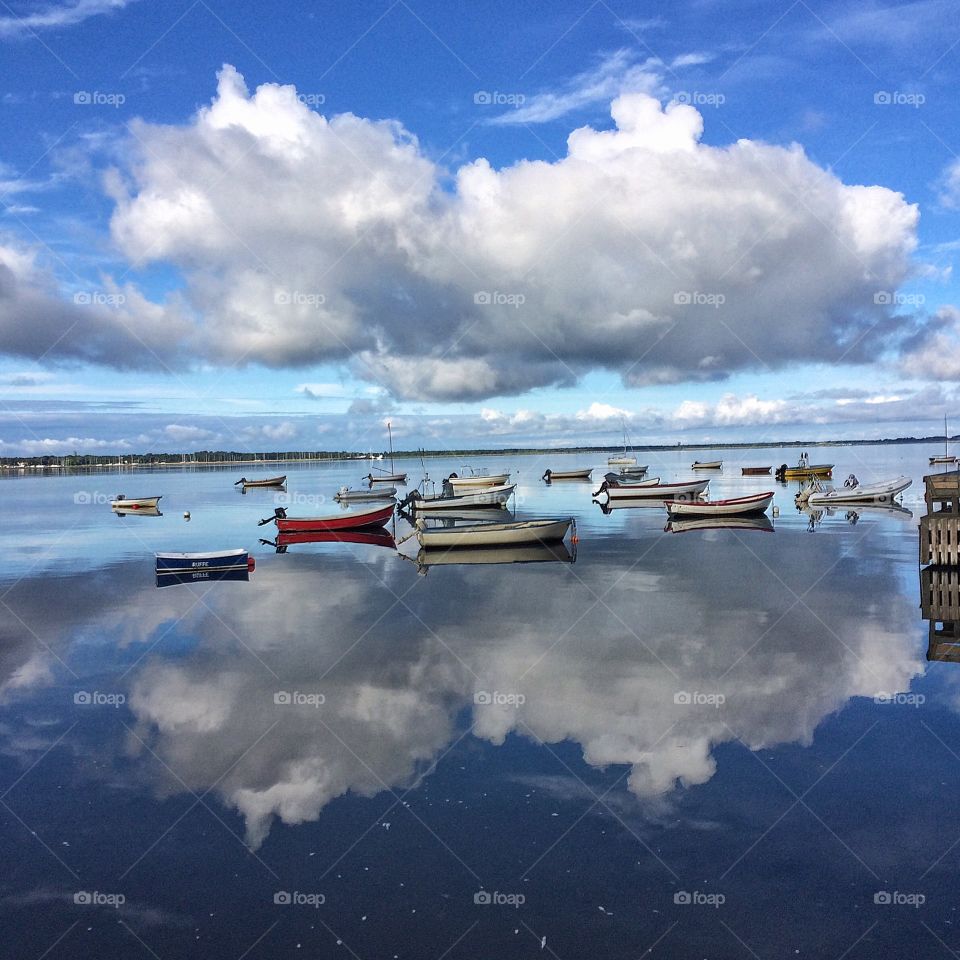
[{"xmin": 388, "ymin": 421, "xmax": 395, "ymax": 474}]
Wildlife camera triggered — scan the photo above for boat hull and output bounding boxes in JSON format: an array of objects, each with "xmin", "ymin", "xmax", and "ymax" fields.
[
  {"xmin": 155, "ymin": 549, "xmax": 249, "ymax": 574},
  {"xmin": 741, "ymin": 467, "xmax": 772, "ymax": 475},
  {"xmin": 240, "ymin": 476, "xmax": 286, "ymax": 487},
  {"xmin": 807, "ymin": 476, "xmax": 912, "ymax": 505},
  {"xmin": 543, "ymin": 468, "xmax": 593, "ymax": 481},
  {"xmin": 598, "ymin": 479, "xmax": 709, "ymax": 500},
  {"xmin": 779, "ymin": 464, "xmax": 833, "ymax": 479},
  {"xmin": 665, "ymin": 492, "xmax": 774, "ymax": 517},
  {"xmin": 275, "ymin": 530, "xmax": 396, "ymax": 548},
  {"xmin": 445, "ymin": 473, "xmax": 510, "ymax": 488},
  {"xmin": 930, "ymin": 456, "xmax": 957, "ymax": 465},
  {"xmin": 417, "ymin": 517, "xmax": 572, "ymax": 548},
  {"xmin": 403, "ymin": 484, "xmax": 515, "ymax": 512},
  {"xmin": 274, "ymin": 502, "xmax": 395, "ymax": 531},
  {"xmin": 335, "ymin": 487, "xmax": 397, "ymax": 502},
  {"xmin": 156, "ymin": 569, "xmax": 250, "ymax": 587},
  {"xmin": 367, "ymin": 473, "xmax": 407, "ymax": 483},
  {"xmin": 691, "ymin": 460, "xmax": 723, "ymax": 469}
]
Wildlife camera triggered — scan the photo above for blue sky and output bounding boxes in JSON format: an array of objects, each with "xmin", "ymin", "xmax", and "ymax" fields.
[{"xmin": 0, "ymin": 0, "xmax": 959, "ymax": 454}]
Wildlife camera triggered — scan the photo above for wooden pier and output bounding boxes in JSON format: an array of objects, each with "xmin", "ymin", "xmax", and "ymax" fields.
[
  {"xmin": 921, "ymin": 472, "xmax": 960, "ymax": 658},
  {"xmin": 921, "ymin": 471, "xmax": 960, "ymax": 564}
]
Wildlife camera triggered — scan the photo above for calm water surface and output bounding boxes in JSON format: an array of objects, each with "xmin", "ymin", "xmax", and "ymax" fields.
[{"xmin": 1, "ymin": 444, "xmax": 957, "ymax": 957}]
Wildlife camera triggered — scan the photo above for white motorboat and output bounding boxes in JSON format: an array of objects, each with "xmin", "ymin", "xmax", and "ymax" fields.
[
  {"xmin": 665, "ymin": 491, "xmax": 774, "ymax": 517},
  {"xmin": 416, "ymin": 517, "xmax": 573, "ymax": 548},
  {"xmin": 445, "ymin": 470, "xmax": 511, "ymax": 489},
  {"xmin": 335, "ymin": 486, "xmax": 397, "ymax": 503},
  {"xmin": 595, "ymin": 478, "xmax": 709, "ymax": 500},
  {"xmin": 805, "ymin": 475, "xmax": 912, "ymax": 506},
  {"xmin": 400, "ymin": 483, "xmax": 516, "ymax": 512}
]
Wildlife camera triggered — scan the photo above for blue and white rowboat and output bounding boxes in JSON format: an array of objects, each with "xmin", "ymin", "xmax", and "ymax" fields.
[{"xmin": 155, "ymin": 549, "xmax": 250, "ymax": 575}]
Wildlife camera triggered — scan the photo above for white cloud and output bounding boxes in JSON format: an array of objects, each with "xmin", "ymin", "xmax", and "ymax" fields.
[
  {"xmin": 900, "ymin": 306, "xmax": 960, "ymax": 380},
  {"xmin": 487, "ymin": 49, "xmax": 664, "ymax": 126},
  {"xmin": 0, "ymin": 65, "xmax": 923, "ymax": 403},
  {"xmin": 0, "ymin": 0, "xmax": 137, "ymax": 38},
  {"xmin": 575, "ymin": 401, "xmax": 632, "ymax": 421}
]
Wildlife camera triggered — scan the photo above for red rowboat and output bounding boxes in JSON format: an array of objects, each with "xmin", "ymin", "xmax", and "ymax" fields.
[{"xmin": 259, "ymin": 501, "xmax": 394, "ymax": 532}]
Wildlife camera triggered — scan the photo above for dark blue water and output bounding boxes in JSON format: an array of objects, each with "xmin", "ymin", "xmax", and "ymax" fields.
[{"xmin": 1, "ymin": 444, "xmax": 956, "ymax": 957}]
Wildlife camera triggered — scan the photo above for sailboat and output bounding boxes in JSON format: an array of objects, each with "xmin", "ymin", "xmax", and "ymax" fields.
[
  {"xmin": 608, "ymin": 420, "xmax": 637, "ymax": 465},
  {"xmin": 930, "ymin": 415, "xmax": 957, "ymax": 465},
  {"xmin": 365, "ymin": 421, "xmax": 408, "ymax": 484}
]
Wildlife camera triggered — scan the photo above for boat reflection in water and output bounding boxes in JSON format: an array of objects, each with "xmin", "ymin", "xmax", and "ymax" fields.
[
  {"xmin": 113, "ymin": 505, "xmax": 162, "ymax": 517},
  {"xmin": 801, "ymin": 501, "xmax": 914, "ymax": 530},
  {"xmin": 664, "ymin": 515, "xmax": 774, "ymax": 535},
  {"xmin": 156, "ymin": 568, "xmax": 251, "ymax": 588},
  {"xmin": 260, "ymin": 529, "xmax": 397, "ymax": 553},
  {"xmin": 411, "ymin": 539, "xmax": 575, "ymax": 574},
  {"xmin": 921, "ymin": 565, "xmax": 960, "ymax": 662},
  {"xmin": 595, "ymin": 497, "xmax": 664, "ymax": 514}
]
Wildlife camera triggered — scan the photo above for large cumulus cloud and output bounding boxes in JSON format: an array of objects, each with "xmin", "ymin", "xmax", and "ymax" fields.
[{"xmin": 4, "ymin": 65, "xmax": 921, "ymax": 399}]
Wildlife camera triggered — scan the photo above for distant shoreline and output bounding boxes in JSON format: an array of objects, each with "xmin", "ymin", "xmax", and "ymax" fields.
[{"xmin": 0, "ymin": 435, "xmax": 951, "ymax": 472}]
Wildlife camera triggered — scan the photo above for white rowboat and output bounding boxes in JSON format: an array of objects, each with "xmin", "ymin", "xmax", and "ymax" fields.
[
  {"xmin": 416, "ymin": 517, "xmax": 572, "ymax": 548},
  {"xmin": 445, "ymin": 472, "xmax": 510, "ymax": 489},
  {"xmin": 665, "ymin": 491, "xmax": 774, "ymax": 517},
  {"xmin": 335, "ymin": 486, "xmax": 397, "ymax": 502},
  {"xmin": 542, "ymin": 468, "xmax": 593, "ymax": 481},
  {"xmin": 596, "ymin": 479, "xmax": 708, "ymax": 500},
  {"xmin": 111, "ymin": 495, "xmax": 162, "ymax": 509},
  {"xmin": 691, "ymin": 460, "xmax": 723, "ymax": 470},
  {"xmin": 401, "ymin": 483, "xmax": 516, "ymax": 512}
]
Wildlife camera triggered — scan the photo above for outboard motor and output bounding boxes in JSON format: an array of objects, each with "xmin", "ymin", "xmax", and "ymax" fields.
[
  {"xmin": 542, "ymin": 470, "xmax": 552, "ymax": 482},
  {"xmin": 257, "ymin": 506, "xmax": 287, "ymax": 526},
  {"xmin": 775, "ymin": 464, "xmax": 788, "ymax": 482}
]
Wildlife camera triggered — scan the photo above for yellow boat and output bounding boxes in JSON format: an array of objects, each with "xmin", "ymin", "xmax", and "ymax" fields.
[{"xmin": 777, "ymin": 463, "xmax": 833, "ymax": 480}]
